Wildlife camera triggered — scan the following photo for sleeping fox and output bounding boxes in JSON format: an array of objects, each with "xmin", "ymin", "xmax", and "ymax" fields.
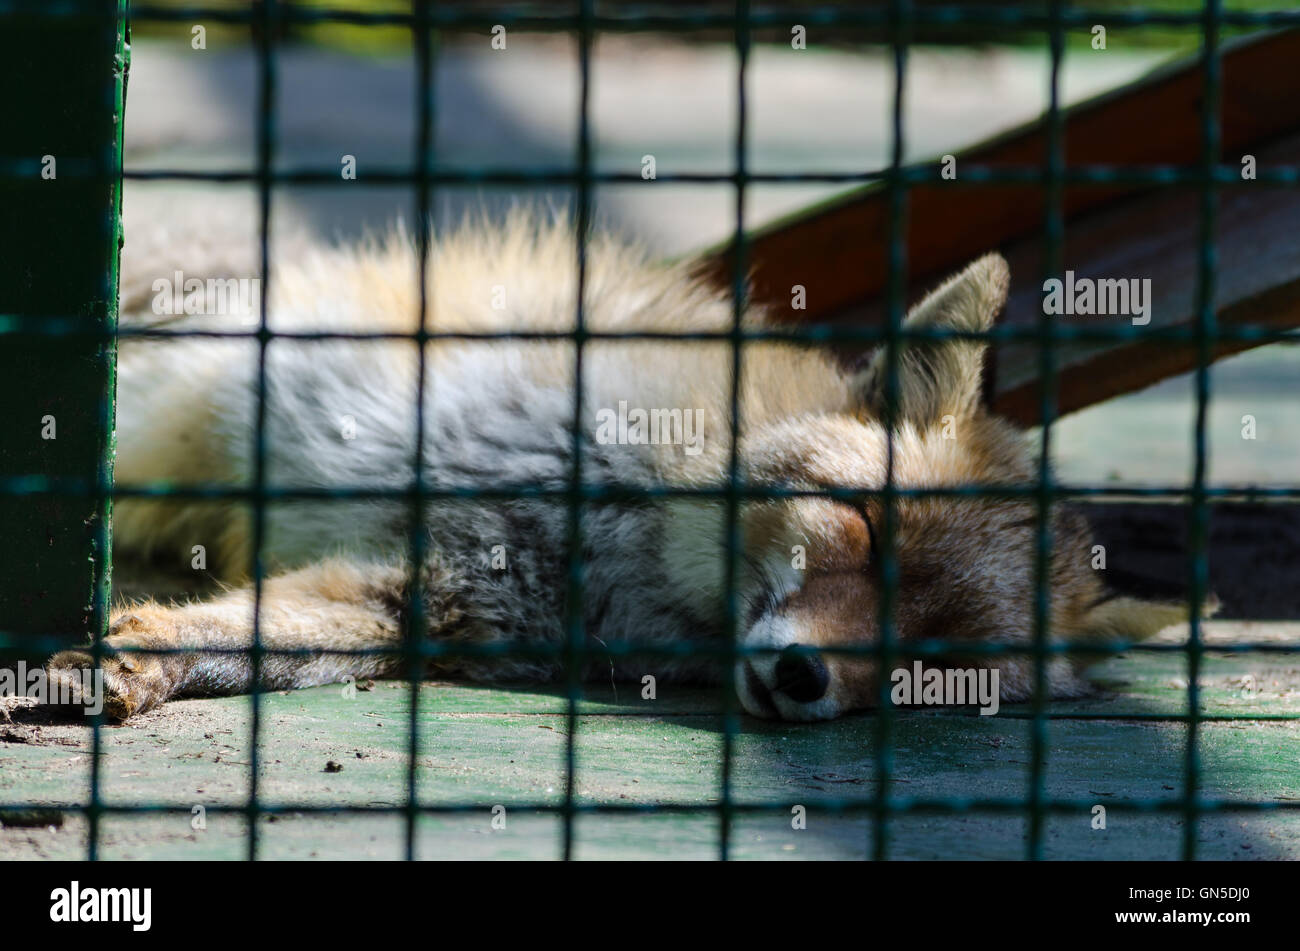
[{"xmin": 46, "ymin": 212, "xmax": 1193, "ymax": 722}]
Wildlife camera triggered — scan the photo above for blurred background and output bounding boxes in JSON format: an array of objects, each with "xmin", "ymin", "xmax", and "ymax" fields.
[{"xmin": 125, "ymin": 0, "xmax": 1299, "ymax": 489}]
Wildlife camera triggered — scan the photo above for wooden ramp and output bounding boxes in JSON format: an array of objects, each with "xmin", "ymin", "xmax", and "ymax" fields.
[{"xmin": 700, "ymin": 29, "xmax": 1300, "ymax": 425}]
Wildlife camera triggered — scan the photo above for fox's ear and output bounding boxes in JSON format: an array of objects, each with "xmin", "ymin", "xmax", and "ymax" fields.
[
  {"xmin": 1081, "ymin": 594, "xmax": 1220, "ymax": 645},
  {"xmin": 851, "ymin": 253, "xmax": 1009, "ymax": 425}
]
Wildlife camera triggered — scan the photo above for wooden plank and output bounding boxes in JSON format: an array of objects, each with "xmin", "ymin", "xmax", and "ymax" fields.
[
  {"xmin": 990, "ymin": 130, "xmax": 1300, "ymax": 422},
  {"xmin": 697, "ymin": 29, "xmax": 1300, "ymax": 423}
]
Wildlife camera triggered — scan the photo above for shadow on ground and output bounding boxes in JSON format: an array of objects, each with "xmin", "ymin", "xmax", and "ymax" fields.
[{"xmin": 2, "ymin": 621, "xmax": 1296, "ymax": 859}]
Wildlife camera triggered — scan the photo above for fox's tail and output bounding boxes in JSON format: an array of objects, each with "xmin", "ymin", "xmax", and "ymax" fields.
[{"xmin": 1082, "ymin": 592, "xmax": 1221, "ymax": 645}]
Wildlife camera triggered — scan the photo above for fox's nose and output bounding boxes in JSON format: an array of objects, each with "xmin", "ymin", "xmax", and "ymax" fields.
[{"xmin": 773, "ymin": 646, "xmax": 829, "ymax": 703}]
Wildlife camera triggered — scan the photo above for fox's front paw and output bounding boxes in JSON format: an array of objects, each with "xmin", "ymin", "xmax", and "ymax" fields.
[{"xmin": 46, "ymin": 613, "xmax": 184, "ymax": 721}]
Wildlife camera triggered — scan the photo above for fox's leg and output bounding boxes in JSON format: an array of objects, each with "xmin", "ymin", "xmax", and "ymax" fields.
[{"xmin": 46, "ymin": 558, "xmax": 422, "ymax": 720}]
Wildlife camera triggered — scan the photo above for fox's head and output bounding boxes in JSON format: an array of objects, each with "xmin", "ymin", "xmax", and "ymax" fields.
[{"xmin": 730, "ymin": 254, "xmax": 1195, "ymax": 721}]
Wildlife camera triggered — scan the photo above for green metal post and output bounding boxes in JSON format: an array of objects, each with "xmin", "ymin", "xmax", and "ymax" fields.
[{"xmin": 0, "ymin": 1, "xmax": 127, "ymax": 664}]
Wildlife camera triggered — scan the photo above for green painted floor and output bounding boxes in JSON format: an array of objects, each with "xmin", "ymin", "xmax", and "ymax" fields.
[{"xmin": 2, "ymin": 622, "xmax": 1297, "ymax": 860}]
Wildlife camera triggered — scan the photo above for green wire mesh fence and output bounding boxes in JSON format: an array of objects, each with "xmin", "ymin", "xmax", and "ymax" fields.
[{"xmin": 1, "ymin": 0, "xmax": 1299, "ymax": 861}]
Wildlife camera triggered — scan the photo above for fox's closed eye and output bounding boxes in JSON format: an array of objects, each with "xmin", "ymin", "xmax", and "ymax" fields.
[
  {"xmin": 851, "ymin": 500, "xmax": 880, "ymax": 568},
  {"xmin": 811, "ymin": 485, "xmax": 880, "ymax": 569}
]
